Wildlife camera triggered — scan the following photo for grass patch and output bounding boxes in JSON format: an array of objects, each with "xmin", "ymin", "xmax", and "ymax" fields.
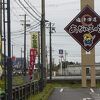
[
  {"xmin": 0, "ymin": 80, "xmax": 4, "ymax": 90},
  {"xmin": 12, "ymin": 75, "xmax": 24, "ymax": 86},
  {"xmin": 29, "ymin": 83, "xmax": 54, "ymax": 100},
  {"xmin": 96, "ymin": 81, "xmax": 100, "ymax": 88},
  {"xmin": 28, "ymin": 82, "xmax": 81, "ymax": 100}
]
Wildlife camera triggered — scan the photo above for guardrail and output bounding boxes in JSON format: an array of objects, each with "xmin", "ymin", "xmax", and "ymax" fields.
[{"xmin": 0, "ymin": 80, "xmax": 40, "ymax": 100}]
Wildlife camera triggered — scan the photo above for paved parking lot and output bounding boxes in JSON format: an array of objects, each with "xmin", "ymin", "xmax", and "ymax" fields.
[{"xmin": 48, "ymin": 88, "xmax": 100, "ymax": 100}]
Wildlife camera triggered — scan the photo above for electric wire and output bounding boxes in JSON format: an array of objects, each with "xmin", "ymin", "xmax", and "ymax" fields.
[
  {"xmin": 10, "ymin": 9, "xmax": 20, "ymax": 22},
  {"xmin": 11, "ymin": 22, "xmax": 40, "ymax": 35},
  {"xmin": 12, "ymin": 22, "xmax": 40, "ymax": 34},
  {"xmin": 14, "ymin": 0, "xmax": 37, "ymax": 21},
  {"xmin": 24, "ymin": 0, "xmax": 41, "ymax": 18},
  {"xmin": 11, "ymin": 40, "xmax": 24, "ymax": 47},
  {"xmin": 11, "ymin": 23, "xmax": 40, "ymax": 39},
  {"xmin": 11, "ymin": 40, "xmax": 30, "ymax": 47},
  {"xmin": 28, "ymin": 0, "xmax": 41, "ymax": 15},
  {"xmin": 11, "ymin": 0, "xmax": 21, "ymax": 22},
  {"xmin": 18, "ymin": 0, "xmax": 40, "ymax": 22}
]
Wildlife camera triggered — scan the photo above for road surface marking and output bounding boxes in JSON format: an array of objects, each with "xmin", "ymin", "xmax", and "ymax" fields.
[
  {"xmin": 83, "ymin": 98, "xmax": 92, "ymax": 100},
  {"xmin": 60, "ymin": 88, "xmax": 63, "ymax": 92},
  {"xmin": 90, "ymin": 88, "xmax": 94, "ymax": 93}
]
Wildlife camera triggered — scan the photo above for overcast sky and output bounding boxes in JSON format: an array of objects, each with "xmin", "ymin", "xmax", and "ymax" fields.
[{"xmin": 9, "ymin": 0, "xmax": 100, "ymax": 64}]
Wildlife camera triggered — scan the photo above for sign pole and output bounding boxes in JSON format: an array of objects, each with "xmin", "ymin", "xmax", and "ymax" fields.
[
  {"xmin": 65, "ymin": 0, "xmax": 99, "ymax": 88},
  {"xmin": 59, "ymin": 49, "xmax": 63, "ymax": 75},
  {"xmin": 81, "ymin": 0, "xmax": 96, "ymax": 87},
  {"xmin": 60, "ymin": 57, "xmax": 62, "ymax": 75}
]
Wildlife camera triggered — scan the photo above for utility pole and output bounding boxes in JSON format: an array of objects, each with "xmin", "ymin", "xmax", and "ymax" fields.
[
  {"xmin": 38, "ymin": 31, "xmax": 41, "ymax": 73},
  {"xmin": 46, "ymin": 22, "xmax": 55, "ymax": 80},
  {"xmin": 24, "ymin": 14, "xmax": 26, "ymax": 76},
  {"xmin": 12, "ymin": 44, "xmax": 14, "ymax": 57},
  {"xmin": 49, "ymin": 22, "xmax": 52, "ymax": 81},
  {"xmin": 64, "ymin": 50, "xmax": 67, "ymax": 75},
  {"xmin": 40, "ymin": 0, "xmax": 46, "ymax": 91},
  {"xmin": 7, "ymin": 0, "xmax": 12, "ymax": 99},
  {"xmin": 3, "ymin": 0, "xmax": 7, "ymax": 99},
  {"xmin": 0, "ymin": 0, "xmax": 2, "ymax": 66},
  {"xmin": 26, "ymin": 50, "xmax": 29, "ymax": 68},
  {"xmin": 20, "ymin": 14, "xmax": 30, "ymax": 76},
  {"xmin": 21, "ymin": 48, "xmax": 22, "ymax": 67}
]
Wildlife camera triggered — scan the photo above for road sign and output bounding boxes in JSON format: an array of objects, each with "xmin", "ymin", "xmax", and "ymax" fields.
[
  {"xmin": 64, "ymin": 5, "xmax": 100, "ymax": 52},
  {"xmin": 59, "ymin": 49, "xmax": 63, "ymax": 58},
  {"xmin": 59, "ymin": 49, "xmax": 63, "ymax": 54}
]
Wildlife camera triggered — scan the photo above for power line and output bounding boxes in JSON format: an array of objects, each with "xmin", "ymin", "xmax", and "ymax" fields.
[
  {"xmin": 11, "ymin": 22, "xmax": 40, "ymax": 34},
  {"xmin": 18, "ymin": 0, "xmax": 40, "ymax": 22},
  {"xmin": 46, "ymin": 0, "xmax": 79, "ymax": 8},
  {"xmin": 11, "ymin": 40, "xmax": 24, "ymax": 47},
  {"xmin": 11, "ymin": 40, "xmax": 30, "ymax": 48},
  {"xmin": 11, "ymin": 24, "xmax": 40, "ymax": 38},
  {"xmin": 28, "ymin": 0, "xmax": 41, "ymax": 15},
  {"xmin": 24, "ymin": 0, "xmax": 41, "ymax": 18},
  {"xmin": 50, "ymin": 34, "xmax": 70, "ymax": 37},
  {"xmin": 11, "ymin": 0, "xmax": 21, "ymax": 21},
  {"xmin": 14, "ymin": 0, "xmax": 37, "ymax": 21},
  {"xmin": 10, "ymin": 9, "xmax": 20, "ymax": 22}
]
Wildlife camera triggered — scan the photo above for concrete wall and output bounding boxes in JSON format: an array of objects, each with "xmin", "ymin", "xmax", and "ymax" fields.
[{"xmin": 57, "ymin": 64, "xmax": 100, "ymax": 76}]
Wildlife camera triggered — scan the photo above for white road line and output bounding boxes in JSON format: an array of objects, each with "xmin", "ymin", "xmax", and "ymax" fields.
[
  {"xmin": 90, "ymin": 88, "xmax": 94, "ymax": 93},
  {"xmin": 83, "ymin": 98, "xmax": 92, "ymax": 100},
  {"xmin": 83, "ymin": 98, "xmax": 86, "ymax": 100},
  {"xmin": 60, "ymin": 88, "xmax": 63, "ymax": 92},
  {"xmin": 86, "ymin": 98, "xmax": 92, "ymax": 100}
]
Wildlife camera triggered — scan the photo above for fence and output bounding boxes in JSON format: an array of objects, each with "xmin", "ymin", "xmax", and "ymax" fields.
[{"xmin": 0, "ymin": 80, "xmax": 40, "ymax": 100}]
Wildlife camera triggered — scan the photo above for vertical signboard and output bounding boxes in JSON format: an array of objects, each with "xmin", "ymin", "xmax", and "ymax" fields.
[
  {"xmin": 29, "ymin": 48, "xmax": 37, "ymax": 79},
  {"xmin": 31, "ymin": 32, "xmax": 38, "ymax": 49},
  {"xmin": 29, "ymin": 32, "xmax": 38, "ymax": 79}
]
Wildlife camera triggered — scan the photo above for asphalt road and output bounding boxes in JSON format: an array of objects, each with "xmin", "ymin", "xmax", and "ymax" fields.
[{"xmin": 48, "ymin": 88, "xmax": 100, "ymax": 100}]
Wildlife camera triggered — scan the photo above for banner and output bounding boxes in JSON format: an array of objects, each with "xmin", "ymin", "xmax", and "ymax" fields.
[
  {"xmin": 29, "ymin": 48, "xmax": 37, "ymax": 79},
  {"xmin": 31, "ymin": 32, "xmax": 38, "ymax": 49}
]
